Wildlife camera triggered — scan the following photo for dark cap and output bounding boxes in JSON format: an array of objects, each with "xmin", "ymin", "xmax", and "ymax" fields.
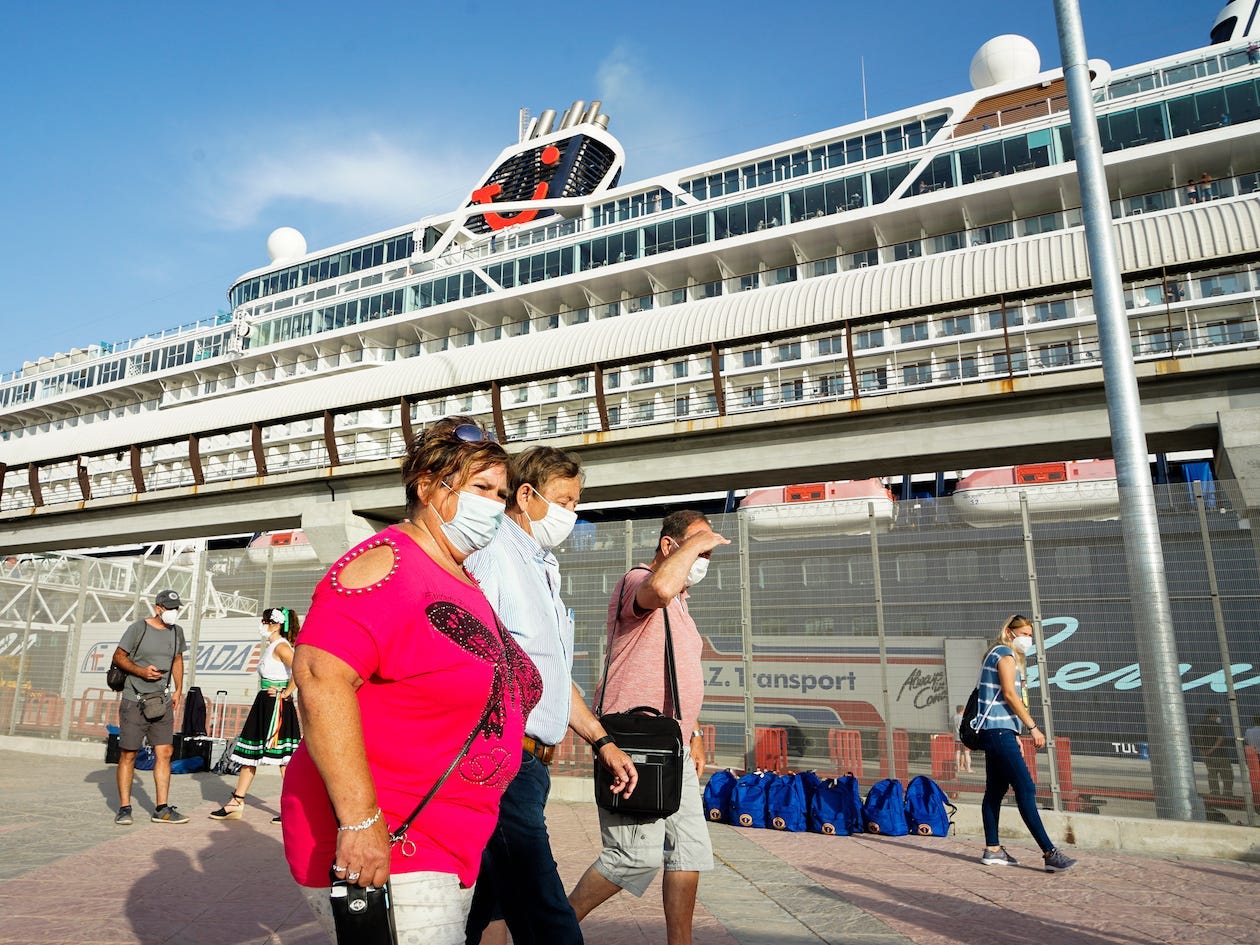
[{"xmin": 155, "ymin": 589, "xmax": 182, "ymax": 609}]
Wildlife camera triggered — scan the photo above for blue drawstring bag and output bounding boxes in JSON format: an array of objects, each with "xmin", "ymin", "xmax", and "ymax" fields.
[
  {"xmin": 767, "ymin": 772, "xmax": 808, "ymax": 831},
  {"xmin": 702, "ymin": 769, "xmax": 739, "ymax": 823},
  {"xmin": 797, "ymin": 770, "xmax": 824, "ymax": 812},
  {"xmin": 905, "ymin": 775, "xmax": 956, "ymax": 836},
  {"xmin": 862, "ymin": 778, "xmax": 909, "ymax": 836},
  {"xmin": 170, "ymin": 756, "xmax": 205, "ymax": 775},
  {"xmin": 134, "ymin": 745, "xmax": 156, "ymax": 771},
  {"xmin": 731, "ymin": 771, "xmax": 776, "ymax": 828},
  {"xmin": 808, "ymin": 774, "xmax": 863, "ymax": 835}
]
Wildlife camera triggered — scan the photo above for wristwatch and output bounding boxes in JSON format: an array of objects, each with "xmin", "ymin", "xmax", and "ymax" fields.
[{"xmin": 692, "ymin": 729, "xmax": 704, "ymax": 739}]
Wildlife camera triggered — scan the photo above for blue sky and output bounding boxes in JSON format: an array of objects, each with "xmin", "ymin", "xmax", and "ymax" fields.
[{"xmin": 0, "ymin": 1, "xmax": 1204, "ymax": 374}]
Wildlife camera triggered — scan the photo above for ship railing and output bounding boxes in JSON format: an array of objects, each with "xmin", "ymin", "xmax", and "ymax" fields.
[
  {"xmin": 6, "ymin": 171, "xmax": 1258, "ymax": 431},
  {"xmin": 0, "ymin": 313, "xmax": 233, "ymax": 387},
  {"xmin": 4, "ymin": 274, "xmax": 1258, "ymax": 515}
]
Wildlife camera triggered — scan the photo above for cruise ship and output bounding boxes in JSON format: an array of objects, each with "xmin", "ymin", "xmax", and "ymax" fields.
[{"xmin": 2, "ymin": 4, "xmax": 1259, "ymax": 515}]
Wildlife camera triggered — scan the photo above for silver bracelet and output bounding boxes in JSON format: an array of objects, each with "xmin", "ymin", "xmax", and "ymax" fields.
[{"xmin": 337, "ymin": 808, "xmax": 382, "ymax": 832}]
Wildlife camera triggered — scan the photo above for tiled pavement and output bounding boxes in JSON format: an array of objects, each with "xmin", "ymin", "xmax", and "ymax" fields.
[{"xmin": 1, "ymin": 747, "xmax": 1257, "ymax": 945}]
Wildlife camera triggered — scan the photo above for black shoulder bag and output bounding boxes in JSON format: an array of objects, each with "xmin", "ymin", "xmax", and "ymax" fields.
[
  {"xmin": 107, "ymin": 621, "xmax": 148, "ymax": 692},
  {"xmin": 592, "ymin": 569, "xmax": 686, "ymax": 818}
]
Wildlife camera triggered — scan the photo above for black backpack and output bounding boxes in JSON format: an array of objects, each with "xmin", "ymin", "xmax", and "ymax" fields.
[{"xmin": 958, "ymin": 646, "xmax": 1001, "ymax": 750}]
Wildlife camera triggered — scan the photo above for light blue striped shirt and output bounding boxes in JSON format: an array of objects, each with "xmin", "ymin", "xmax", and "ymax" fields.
[
  {"xmin": 977, "ymin": 645, "xmax": 1024, "ymax": 733},
  {"xmin": 465, "ymin": 516, "xmax": 574, "ymax": 745}
]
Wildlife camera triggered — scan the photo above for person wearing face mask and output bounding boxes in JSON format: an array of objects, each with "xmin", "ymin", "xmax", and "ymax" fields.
[
  {"xmin": 569, "ymin": 510, "xmax": 730, "ymax": 945},
  {"xmin": 209, "ymin": 607, "xmax": 302, "ymax": 824},
  {"xmin": 110, "ymin": 589, "xmax": 189, "ymax": 826},
  {"xmin": 463, "ymin": 447, "xmax": 637, "ymax": 945},
  {"xmin": 281, "ymin": 417, "xmax": 542, "ymax": 945},
  {"xmin": 975, "ymin": 614, "xmax": 1077, "ymax": 873}
]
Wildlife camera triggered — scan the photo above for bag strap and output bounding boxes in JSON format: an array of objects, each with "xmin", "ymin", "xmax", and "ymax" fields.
[
  {"xmin": 971, "ymin": 647, "xmax": 1003, "ymax": 733},
  {"xmin": 595, "ymin": 566, "xmax": 680, "ymax": 721},
  {"xmin": 388, "ymin": 612, "xmax": 507, "ymax": 848},
  {"xmin": 120, "ymin": 620, "xmax": 150, "ymax": 696}
]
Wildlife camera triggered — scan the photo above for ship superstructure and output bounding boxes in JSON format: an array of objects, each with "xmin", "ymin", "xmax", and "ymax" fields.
[{"xmin": 2, "ymin": 10, "xmax": 1259, "ymax": 512}]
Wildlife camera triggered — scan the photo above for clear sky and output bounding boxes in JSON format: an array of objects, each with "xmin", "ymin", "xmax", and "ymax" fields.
[{"xmin": 0, "ymin": 1, "xmax": 1209, "ymax": 374}]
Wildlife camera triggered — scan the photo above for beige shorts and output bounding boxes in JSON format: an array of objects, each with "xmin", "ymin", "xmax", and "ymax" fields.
[
  {"xmin": 301, "ymin": 870, "xmax": 473, "ymax": 945},
  {"xmin": 593, "ymin": 751, "xmax": 714, "ymax": 897}
]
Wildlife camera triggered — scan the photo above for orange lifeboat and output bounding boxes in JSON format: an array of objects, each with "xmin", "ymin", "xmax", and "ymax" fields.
[
  {"xmin": 740, "ymin": 479, "xmax": 896, "ymax": 539},
  {"xmin": 952, "ymin": 460, "xmax": 1119, "ymax": 527}
]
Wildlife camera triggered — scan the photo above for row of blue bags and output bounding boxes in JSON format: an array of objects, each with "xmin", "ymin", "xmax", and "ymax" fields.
[{"xmin": 703, "ymin": 770, "xmax": 955, "ymax": 837}]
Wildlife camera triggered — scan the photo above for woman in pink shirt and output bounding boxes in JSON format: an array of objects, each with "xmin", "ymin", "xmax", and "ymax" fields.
[{"xmin": 282, "ymin": 416, "xmax": 542, "ymax": 945}]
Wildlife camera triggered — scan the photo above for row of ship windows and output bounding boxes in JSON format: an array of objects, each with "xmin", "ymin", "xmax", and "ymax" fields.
[
  {"xmin": 4, "ymin": 248, "xmax": 1253, "ymax": 439},
  {"xmin": 4, "ymin": 148, "xmax": 1253, "ymax": 426},
  {"xmin": 251, "ymin": 77, "xmax": 1260, "ymax": 342},
  {"xmin": 223, "ymin": 53, "xmax": 1260, "ymax": 313},
  {"xmin": 229, "ymin": 233, "xmax": 415, "ymax": 309},
  {"xmin": 8, "ymin": 303, "xmax": 1254, "ymax": 449},
  {"xmin": 6, "ymin": 300, "xmax": 1254, "ymax": 508}
]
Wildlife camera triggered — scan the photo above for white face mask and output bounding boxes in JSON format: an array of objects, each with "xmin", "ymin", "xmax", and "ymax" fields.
[
  {"xmin": 260, "ymin": 624, "xmax": 274, "ymax": 640},
  {"xmin": 160, "ymin": 609, "xmax": 179, "ymax": 626},
  {"xmin": 526, "ymin": 486, "xmax": 577, "ymax": 549},
  {"xmin": 1010, "ymin": 635, "xmax": 1035, "ymax": 656},
  {"xmin": 439, "ymin": 483, "xmax": 505, "ymax": 554},
  {"xmin": 685, "ymin": 557, "xmax": 710, "ymax": 587}
]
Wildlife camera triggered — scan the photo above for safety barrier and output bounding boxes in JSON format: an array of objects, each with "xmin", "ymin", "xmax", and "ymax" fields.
[
  {"xmin": 755, "ymin": 726, "xmax": 788, "ymax": 772},
  {"xmin": 828, "ymin": 728, "xmax": 863, "ymax": 777}
]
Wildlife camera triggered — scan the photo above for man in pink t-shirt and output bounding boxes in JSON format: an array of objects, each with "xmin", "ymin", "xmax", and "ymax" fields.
[{"xmin": 569, "ymin": 510, "xmax": 729, "ymax": 945}]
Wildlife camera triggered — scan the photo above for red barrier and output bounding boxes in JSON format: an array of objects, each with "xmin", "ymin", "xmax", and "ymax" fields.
[
  {"xmin": 828, "ymin": 728, "xmax": 863, "ymax": 777},
  {"xmin": 69, "ymin": 691, "xmax": 121, "ymax": 738},
  {"xmin": 877, "ymin": 727, "xmax": 910, "ymax": 781},
  {"xmin": 755, "ymin": 726, "xmax": 788, "ymax": 772},
  {"xmin": 930, "ymin": 733, "xmax": 959, "ymax": 794},
  {"xmin": 15, "ymin": 689, "xmax": 63, "ymax": 734}
]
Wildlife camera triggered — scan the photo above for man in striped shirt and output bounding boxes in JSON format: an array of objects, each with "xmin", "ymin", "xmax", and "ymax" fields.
[{"xmin": 463, "ymin": 446, "xmax": 637, "ymax": 945}]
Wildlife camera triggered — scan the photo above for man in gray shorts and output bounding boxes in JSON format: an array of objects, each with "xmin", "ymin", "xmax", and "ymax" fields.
[
  {"xmin": 568, "ymin": 511, "xmax": 729, "ymax": 945},
  {"xmin": 111, "ymin": 589, "xmax": 190, "ymax": 825}
]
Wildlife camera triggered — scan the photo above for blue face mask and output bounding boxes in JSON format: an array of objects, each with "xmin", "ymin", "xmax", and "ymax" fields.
[{"xmin": 439, "ymin": 482, "xmax": 504, "ymax": 554}]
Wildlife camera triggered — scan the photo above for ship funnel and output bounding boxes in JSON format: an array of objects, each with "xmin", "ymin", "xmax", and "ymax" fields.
[
  {"xmin": 593, "ymin": 113, "xmax": 610, "ymax": 130},
  {"xmin": 535, "ymin": 109, "xmax": 557, "ymax": 137},
  {"xmin": 583, "ymin": 100, "xmax": 603, "ymax": 124},
  {"xmin": 559, "ymin": 100, "xmax": 586, "ymax": 130}
]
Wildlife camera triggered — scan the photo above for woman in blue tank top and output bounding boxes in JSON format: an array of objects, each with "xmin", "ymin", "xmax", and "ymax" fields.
[{"xmin": 975, "ymin": 614, "xmax": 1077, "ymax": 873}]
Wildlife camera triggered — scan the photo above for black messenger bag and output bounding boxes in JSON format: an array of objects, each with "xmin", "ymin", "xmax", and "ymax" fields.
[{"xmin": 593, "ymin": 571, "xmax": 686, "ymax": 818}]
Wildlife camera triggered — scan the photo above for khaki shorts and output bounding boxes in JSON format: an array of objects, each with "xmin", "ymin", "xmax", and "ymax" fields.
[
  {"xmin": 593, "ymin": 751, "xmax": 714, "ymax": 897},
  {"xmin": 118, "ymin": 695, "xmax": 175, "ymax": 752}
]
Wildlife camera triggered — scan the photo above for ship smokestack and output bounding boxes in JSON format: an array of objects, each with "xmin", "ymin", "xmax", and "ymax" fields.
[
  {"xmin": 535, "ymin": 109, "xmax": 557, "ymax": 137},
  {"xmin": 559, "ymin": 100, "xmax": 586, "ymax": 130}
]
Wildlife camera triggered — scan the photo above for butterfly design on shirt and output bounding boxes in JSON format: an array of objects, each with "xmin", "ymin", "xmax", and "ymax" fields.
[{"xmin": 425, "ymin": 601, "xmax": 543, "ymax": 741}]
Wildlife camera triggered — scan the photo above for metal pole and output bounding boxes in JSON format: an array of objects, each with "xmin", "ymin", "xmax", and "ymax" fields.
[
  {"xmin": 869, "ymin": 503, "xmax": 895, "ymax": 780},
  {"xmin": 737, "ymin": 511, "xmax": 756, "ymax": 772},
  {"xmin": 1020, "ymin": 493, "xmax": 1062, "ymax": 811},
  {"xmin": 262, "ymin": 543, "xmax": 275, "ymax": 609},
  {"xmin": 1194, "ymin": 483, "xmax": 1257, "ymax": 826},
  {"xmin": 8, "ymin": 558, "xmax": 42, "ymax": 736},
  {"xmin": 57, "ymin": 558, "xmax": 92, "ymax": 741},
  {"xmin": 1052, "ymin": 0, "xmax": 1200, "ymax": 820},
  {"xmin": 186, "ymin": 541, "xmax": 209, "ymax": 691}
]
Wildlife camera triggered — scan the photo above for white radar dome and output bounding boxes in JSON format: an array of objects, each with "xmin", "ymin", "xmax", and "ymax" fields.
[
  {"xmin": 970, "ymin": 34, "xmax": 1041, "ymax": 89},
  {"xmin": 266, "ymin": 226, "xmax": 308, "ymax": 263}
]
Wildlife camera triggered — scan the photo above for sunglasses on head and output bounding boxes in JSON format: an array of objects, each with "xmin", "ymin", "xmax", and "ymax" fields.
[
  {"xmin": 1003, "ymin": 614, "xmax": 1027, "ymax": 631},
  {"xmin": 453, "ymin": 423, "xmax": 497, "ymax": 443}
]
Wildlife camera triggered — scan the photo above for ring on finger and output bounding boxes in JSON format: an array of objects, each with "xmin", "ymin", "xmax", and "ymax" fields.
[
  {"xmin": 347, "ymin": 872, "xmax": 361, "ymax": 881},
  {"xmin": 333, "ymin": 864, "xmax": 347, "ymax": 872}
]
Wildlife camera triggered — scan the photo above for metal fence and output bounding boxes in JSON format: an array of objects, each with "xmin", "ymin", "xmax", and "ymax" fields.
[{"xmin": 2, "ymin": 480, "xmax": 1257, "ymax": 825}]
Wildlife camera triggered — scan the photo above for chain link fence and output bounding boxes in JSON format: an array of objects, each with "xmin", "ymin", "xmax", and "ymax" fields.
[{"xmin": 2, "ymin": 480, "xmax": 1257, "ymax": 825}]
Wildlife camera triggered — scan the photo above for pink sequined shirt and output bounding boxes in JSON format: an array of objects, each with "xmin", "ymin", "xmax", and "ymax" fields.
[{"xmin": 282, "ymin": 525, "xmax": 542, "ymax": 887}]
